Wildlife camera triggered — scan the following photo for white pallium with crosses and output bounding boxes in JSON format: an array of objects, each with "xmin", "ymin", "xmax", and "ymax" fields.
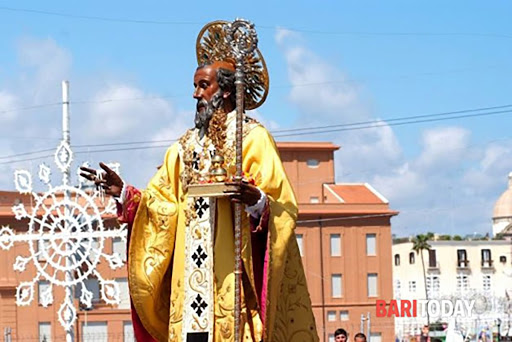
[{"xmin": 0, "ymin": 81, "xmax": 127, "ymax": 342}]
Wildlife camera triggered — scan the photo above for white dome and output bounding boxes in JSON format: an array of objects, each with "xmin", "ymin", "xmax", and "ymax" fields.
[{"xmin": 493, "ymin": 172, "xmax": 512, "ymax": 219}]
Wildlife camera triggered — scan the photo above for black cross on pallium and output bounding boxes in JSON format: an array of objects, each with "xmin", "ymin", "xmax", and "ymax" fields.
[
  {"xmin": 191, "ymin": 294, "xmax": 208, "ymax": 316},
  {"xmin": 208, "ymin": 148, "xmax": 216, "ymax": 159},
  {"xmin": 192, "ymin": 151, "xmax": 200, "ymax": 171},
  {"xmin": 194, "ymin": 197, "xmax": 209, "ymax": 218},
  {"xmin": 192, "ymin": 245, "xmax": 207, "ymax": 268}
]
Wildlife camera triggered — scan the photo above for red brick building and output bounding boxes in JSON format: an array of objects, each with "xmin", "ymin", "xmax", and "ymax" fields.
[{"xmin": 279, "ymin": 142, "xmax": 397, "ymax": 342}]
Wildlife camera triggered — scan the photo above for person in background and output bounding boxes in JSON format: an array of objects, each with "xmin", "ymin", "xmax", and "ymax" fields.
[
  {"xmin": 334, "ymin": 328, "xmax": 348, "ymax": 342},
  {"xmin": 418, "ymin": 324, "xmax": 431, "ymax": 342},
  {"xmin": 354, "ymin": 332, "xmax": 367, "ymax": 342}
]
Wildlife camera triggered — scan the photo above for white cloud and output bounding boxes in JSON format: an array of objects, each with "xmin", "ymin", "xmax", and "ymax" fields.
[
  {"xmin": 462, "ymin": 140, "xmax": 512, "ymax": 196},
  {"xmin": 275, "ymin": 27, "xmax": 296, "ymax": 45},
  {"xmin": 151, "ymin": 109, "xmax": 193, "ymax": 143},
  {"xmin": 85, "ymin": 84, "xmax": 177, "ymax": 138},
  {"xmin": 16, "ymin": 37, "xmax": 72, "ymax": 103},
  {"xmin": 416, "ymin": 126, "xmax": 470, "ymax": 170},
  {"xmin": 373, "ymin": 162, "xmax": 426, "ymax": 202},
  {"xmin": 277, "ymin": 40, "xmax": 363, "ymax": 120},
  {"xmin": 247, "ymin": 109, "xmax": 280, "ymax": 131}
]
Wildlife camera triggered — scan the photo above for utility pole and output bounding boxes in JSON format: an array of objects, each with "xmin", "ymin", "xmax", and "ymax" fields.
[
  {"xmin": 360, "ymin": 313, "xmax": 371, "ymax": 338},
  {"xmin": 367, "ymin": 312, "xmax": 371, "ymax": 339},
  {"xmin": 62, "ymin": 80, "xmax": 75, "ymax": 342}
]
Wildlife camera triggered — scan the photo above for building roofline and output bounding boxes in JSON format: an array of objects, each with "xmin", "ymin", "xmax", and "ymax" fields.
[
  {"xmin": 276, "ymin": 141, "xmax": 340, "ymax": 151},
  {"xmin": 298, "ymin": 203, "xmax": 398, "ymax": 216},
  {"xmin": 430, "ymin": 240, "xmax": 512, "ymax": 246},
  {"xmin": 392, "ymin": 239, "xmax": 511, "ymax": 246},
  {"xmin": 364, "ymin": 182, "xmax": 389, "ymax": 204},
  {"xmin": 323, "ymin": 184, "xmax": 345, "ymax": 203}
]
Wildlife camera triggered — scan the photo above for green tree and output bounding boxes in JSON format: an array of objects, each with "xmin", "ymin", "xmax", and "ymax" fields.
[{"xmin": 412, "ymin": 234, "xmax": 432, "ymax": 325}]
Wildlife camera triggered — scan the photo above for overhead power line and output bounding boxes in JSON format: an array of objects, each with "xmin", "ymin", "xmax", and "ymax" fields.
[
  {"xmin": 0, "ymin": 102, "xmax": 61, "ymax": 115},
  {"xmin": 0, "ymin": 6, "xmax": 201, "ymax": 25},
  {"xmin": 72, "ymin": 93, "xmax": 187, "ymax": 105},
  {"xmin": 1, "ymin": 104, "xmax": 511, "ymax": 164},
  {"xmin": 273, "ymin": 104, "xmax": 512, "ymax": 133},
  {"xmin": 73, "ymin": 139, "xmax": 178, "ymax": 149},
  {"xmin": 0, "ymin": 148, "xmax": 56, "ymax": 160},
  {"xmin": 273, "ymin": 109, "xmax": 512, "ymax": 138},
  {"xmin": 1, "ymin": 6, "xmax": 511, "ymax": 39},
  {"xmin": 260, "ymin": 25, "xmax": 512, "ymax": 39}
]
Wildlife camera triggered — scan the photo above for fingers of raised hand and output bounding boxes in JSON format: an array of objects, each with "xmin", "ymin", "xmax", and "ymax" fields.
[
  {"xmin": 99, "ymin": 162, "xmax": 113, "ymax": 175},
  {"xmin": 80, "ymin": 166, "xmax": 97, "ymax": 174},
  {"xmin": 79, "ymin": 171, "xmax": 96, "ymax": 181},
  {"xmin": 95, "ymin": 178, "xmax": 108, "ymax": 187}
]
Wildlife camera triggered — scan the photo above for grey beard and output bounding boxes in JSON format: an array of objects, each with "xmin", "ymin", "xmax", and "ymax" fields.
[{"xmin": 194, "ymin": 91, "xmax": 224, "ymax": 139}]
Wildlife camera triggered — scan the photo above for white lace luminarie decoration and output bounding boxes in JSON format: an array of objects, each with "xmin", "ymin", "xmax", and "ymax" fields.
[{"xmin": 0, "ymin": 139, "xmax": 127, "ymax": 334}]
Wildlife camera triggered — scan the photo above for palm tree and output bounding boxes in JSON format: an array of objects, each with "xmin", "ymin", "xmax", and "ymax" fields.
[{"xmin": 412, "ymin": 234, "xmax": 431, "ymax": 325}]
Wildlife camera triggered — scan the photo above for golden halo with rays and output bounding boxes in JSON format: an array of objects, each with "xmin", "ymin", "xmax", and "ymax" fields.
[{"xmin": 196, "ymin": 20, "xmax": 269, "ymax": 110}]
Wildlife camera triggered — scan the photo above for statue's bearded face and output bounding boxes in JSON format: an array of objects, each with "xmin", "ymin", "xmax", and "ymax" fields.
[{"xmin": 193, "ymin": 66, "xmax": 224, "ymax": 138}]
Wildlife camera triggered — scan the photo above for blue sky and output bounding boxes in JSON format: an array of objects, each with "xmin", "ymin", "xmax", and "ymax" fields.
[{"xmin": 1, "ymin": 1, "xmax": 512, "ymax": 236}]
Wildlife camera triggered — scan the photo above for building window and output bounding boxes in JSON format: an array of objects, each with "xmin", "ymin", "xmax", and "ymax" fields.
[
  {"xmin": 367, "ymin": 273, "xmax": 378, "ymax": 297},
  {"xmin": 76, "ymin": 278, "xmax": 100, "ymax": 305},
  {"xmin": 409, "ymin": 252, "xmax": 415, "ymax": 264},
  {"xmin": 483, "ymin": 275, "xmax": 491, "ymax": 292},
  {"xmin": 330, "ymin": 234, "xmax": 341, "ymax": 256},
  {"xmin": 366, "ymin": 234, "xmax": 376, "ymax": 256},
  {"xmin": 84, "ymin": 238, "xmax": 101, "ymax": 263},
  {"xmin": 456, "ymin": 274, "xmax": 469, "ymax": 292},
  {"xmin": 39, "ymin": 322, "xmax": 51, "ymax": 342},
  {"xmin": 500, "ymin": 255, "xmax": 507, "ymax": 263},
  {"xmin": 426, "ymin": 275, "xmax": 440, "ymax": 298},
  {"xmin": 113, "ymin": 237, "xmax": 127, "ymax": 262},
  {"xmin": 118, "ymin": 278, "xmax": 130, "ymax": 309},
  {"xmin": 307, "ymin": 159, "xmax": 319, "ymax": 168},
  {"xmin": 310, "ymin": 196, "xmax": 319, "ymax": 203},
  {"xmin": 457, "ymin": 249, "xmax": 468, "ymax": 267},
  {"xmin": 124, "ymin": 321, "xmax": 135, "ymax": 342},
  {"xmin": 82, "ymin": 322, "xmax": 107, "ymax": 342},
  {"xmin": 38, "ymin": 281, "xmax": 51, "ymax": 305},
  {"xmin": 370, "ymin": 332, "xmax": 382, "ymax": 342},
  {"xmin": 331, "ymin": 274, "xmax": 342, "ymax": 298},
  {"xmin": 481, "ymin": 249, "xmax": 492, "ymax": 267},
  {"xmin": 340, "ymin": 310, "xmax": 349, "ymax": 321},
  {"xmin": 327, "ymin": 310, "xmax": 336, "ymax": 322},
  {"xmin": 394, "ymin": 280, "xmax": 401, "ymax": 299},
  {"xmin": 409, "ymin": 281, "xmax": 416, "ymax": 293},
  {"xmin": 428, "ymin": 249, "xmax": 437, "ymax": 268},
  {"xmin": 394, "ymin": 254, "xmax": 400, "ymax": 266},
  {"xmin": 296, "ymin": 234, "xmax": 304, "ymax": 257},
  {"xmin": 37, "ymin": 239, "xmax": 51, "ymax": 261}
]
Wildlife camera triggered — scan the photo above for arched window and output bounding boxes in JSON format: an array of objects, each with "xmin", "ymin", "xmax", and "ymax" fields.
[
  {"xmin": 394, "ymin": 254, "xmax": 400, "ymax": 266},
  {"xmin": 306, "ymin": 159, "xmax": 319, "ymax": 168},
  {"xmin": 409, "ymin": 252, "xmax": 415, "ymax": 264}
]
